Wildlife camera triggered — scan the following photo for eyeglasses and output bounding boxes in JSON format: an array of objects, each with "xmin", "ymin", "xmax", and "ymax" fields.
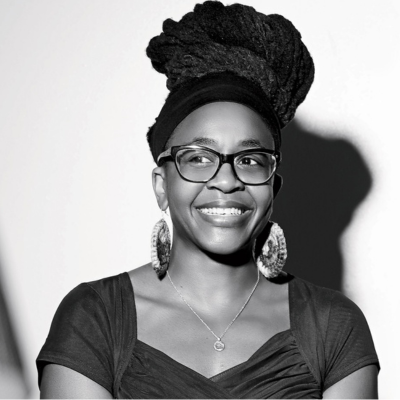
[{"xmin": 157, "ymin": 145, "xmax": 281, "ymax": 185}]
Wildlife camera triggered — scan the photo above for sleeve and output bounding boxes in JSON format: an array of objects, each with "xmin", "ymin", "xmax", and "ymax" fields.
[
  {"xmin": 36, "ymin": 283, "xmax": 115, "ymax": 394},
  {"xmin": 322, "ymin": 291, "xmax": 380, "ymax": 391}
]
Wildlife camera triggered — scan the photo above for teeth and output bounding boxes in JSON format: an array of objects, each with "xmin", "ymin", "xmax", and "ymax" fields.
[{"xmin": 197, "ymin": 207, "xmax": 245, "ymax": 216}]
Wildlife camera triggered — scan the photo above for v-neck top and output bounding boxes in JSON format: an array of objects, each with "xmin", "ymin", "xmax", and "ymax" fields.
[{"xmin": 36, "ymin": 272, "xmax": 379, "ymax": 399}]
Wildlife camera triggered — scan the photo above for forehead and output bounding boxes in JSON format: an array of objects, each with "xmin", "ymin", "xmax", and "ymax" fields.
[{"xmin": 168, "ymin": 102, "xmax": 275, "ymax": 150}]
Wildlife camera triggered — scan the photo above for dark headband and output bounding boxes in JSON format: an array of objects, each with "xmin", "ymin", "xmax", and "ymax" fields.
[{"xmin": 148, "ymin": 73, "xmax": 282, "ymax": 163}]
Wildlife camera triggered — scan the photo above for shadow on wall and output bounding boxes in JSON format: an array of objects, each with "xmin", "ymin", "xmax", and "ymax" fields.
[
  {"xmin": 0, "ymin": 259, "xmax": 30, "ymax": 398},
  {"xmin": 272, "ymin": 121, "xmax": 372, "ymax": 292}
]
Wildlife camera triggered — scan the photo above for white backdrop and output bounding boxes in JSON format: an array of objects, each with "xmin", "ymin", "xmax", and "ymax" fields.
[{"xmin": 0, "ymin": 1, "xmax": 399, "ymax": 398}]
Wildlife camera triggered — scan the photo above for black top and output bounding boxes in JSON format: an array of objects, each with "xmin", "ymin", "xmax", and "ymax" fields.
[{"xmin": 37, "ymin": 273, "xmax": 379, "ymax": 399}]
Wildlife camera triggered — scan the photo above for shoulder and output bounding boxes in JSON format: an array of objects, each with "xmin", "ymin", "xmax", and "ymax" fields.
[
  {"xmin": 289, "ymin": 274, "xmax": 375, "ymax": 351},
  {"xmin": 61, "ymin": 272, "xmax": 127, "ymax": 305},
  {"xmin": 290, "ymin": 274, "xmax": 378, "ymax": 362},
  {"xmin": 290, "ymin": 274, "xmax": 364, "ymax": 323},
  {"xmin": 38, "ymin": 272, "xmax": 136, "ymax": 383},
  {"xmin": 58, "ymin": 265, "xmax": 156, "ymax": 324},
  {"xmin": 85, "ymin": 271, "xmax": 131, "ymax": 300},
  {"xmin": 127, "ymin": 263, "xmax": 154, "ymax": 287},
  {"xmin": 52, "ymin": 272, "xmax": 134, "ymax": 330},
  {"xmin": 289, "ymin": 275, "xmax": 379, "ymax": 390},
  {"xmin": 127, "ymin": 263, "xmax": 165, "ymax": 303}
]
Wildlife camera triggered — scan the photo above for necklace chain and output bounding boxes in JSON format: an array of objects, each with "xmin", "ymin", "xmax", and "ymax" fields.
[{"xmin": 166, "ymin": 268, "xmax": 260, "ymax": 351}]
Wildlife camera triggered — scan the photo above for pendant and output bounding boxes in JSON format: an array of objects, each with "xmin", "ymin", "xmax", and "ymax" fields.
[{"xmin": 214, "ymin": 340, "xmax": 225, "ymax": 352}]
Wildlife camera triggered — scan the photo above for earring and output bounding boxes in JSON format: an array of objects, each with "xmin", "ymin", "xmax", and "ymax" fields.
[
  {"xmin": 151, "ymin": 210, "xmax": 172, "ymax": 278},
  {"xmin": 254, "ymin": 222, "xmax": 287, "ymax": 279}
]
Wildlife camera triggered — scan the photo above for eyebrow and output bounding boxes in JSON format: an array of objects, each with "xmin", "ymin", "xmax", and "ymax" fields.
[
  {"xmin": 185, "ymin": 137, "xmax": 218, "ymax": 146},
  {"xmin": 183, "ymin": 137, "xmax": 265, "ymax": 149},
  {"xmin": 240, "ymin": 139, "xmax": 264, "ymax": 148}
]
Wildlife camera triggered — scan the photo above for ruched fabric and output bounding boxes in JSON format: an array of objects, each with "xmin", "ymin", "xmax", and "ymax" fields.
[
  {"xmin": 37, "ymin": 273, "xmax": 379, "ymax": 399},
  {"xmin": 120, "ymin": 332, "xmax": 319, "ymax": 399}
]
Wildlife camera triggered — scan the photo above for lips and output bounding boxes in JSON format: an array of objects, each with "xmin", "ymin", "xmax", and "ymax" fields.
[
  {"xmin": 194, "ymin": 200, "xmax": 252, "ymax": 219},
  {"xmin": 197, "ymin": 207, "xmax": 245, "ymax": 216}
]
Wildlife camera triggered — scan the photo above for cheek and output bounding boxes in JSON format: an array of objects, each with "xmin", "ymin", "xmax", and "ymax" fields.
[
  {"xmin": 164, "ymin": 166, "xmax": 202, "ymax": 219},
  {"xmin": 250, "ymin": 186, "xmax": 275, "ymax": 231},
  {"xmin": 252, "ymin": 184, "xmax": 274, "ymax": 212}
]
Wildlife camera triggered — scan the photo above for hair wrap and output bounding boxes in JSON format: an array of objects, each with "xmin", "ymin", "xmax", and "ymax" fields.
[
  {"xmin": 149, "ymin": 73, "xmax": 281, "ymax": 163},
  {"xmin": 146, "ymin": 0, "xmax": 314, "ymax": 162}
]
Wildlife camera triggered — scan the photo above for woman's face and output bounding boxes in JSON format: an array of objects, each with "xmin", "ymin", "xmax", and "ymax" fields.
[{"xmin": 154, "ymin": 101, "xmax": 276, "ymax": 256}]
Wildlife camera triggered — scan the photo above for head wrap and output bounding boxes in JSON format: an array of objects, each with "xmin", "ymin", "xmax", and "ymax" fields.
[
  {"xmin": 148, "ymin": 73, "xmax": 281, "ymax": 163},
  {"xmin": 146, "ymin": 1, "xmax": 314, "ymax": 162}
]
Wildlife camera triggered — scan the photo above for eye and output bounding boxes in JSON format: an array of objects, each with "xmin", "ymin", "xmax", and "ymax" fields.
[
  {"xmin": 188, "ymin": 154, "xmax": 213, "ymax": 164},
  {"xmin": 177, "ymin": 149, "xmax": 217, "ymax": 168},
  {"xmin": 238, "ymin": 157, "xmax": 259, "ymax": 166},
  {"xmin": 236, "ymin": 155, "xmax": 265, "ymax": 167}
]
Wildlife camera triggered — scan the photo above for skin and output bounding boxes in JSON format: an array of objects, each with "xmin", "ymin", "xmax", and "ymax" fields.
[{"xmin": 40, "ymin": 102, "xmax": 378, "ymax": 399}]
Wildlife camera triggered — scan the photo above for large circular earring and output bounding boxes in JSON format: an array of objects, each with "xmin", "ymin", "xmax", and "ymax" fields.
[
  {"xmin": 151, "ymin": 210, "xmax": 172, "ymax": 278},
  {"xmin": 254, "ymin": 221, "xmax": 287, "ymax": 279}
]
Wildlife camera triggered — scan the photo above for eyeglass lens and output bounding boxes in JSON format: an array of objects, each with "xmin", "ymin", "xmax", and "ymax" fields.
[{"xmin": 175, "ymin": 148, "xmax": 276, "ymax": 184}]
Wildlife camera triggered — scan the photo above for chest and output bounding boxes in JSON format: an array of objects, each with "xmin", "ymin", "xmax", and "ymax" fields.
[
  {"xmin": 135, "ymin": 285, "xmax": 290, "ymax": 378},
  {"xmin": 121, "ymin": 330, "xmax": 321, "ymax": 399}
]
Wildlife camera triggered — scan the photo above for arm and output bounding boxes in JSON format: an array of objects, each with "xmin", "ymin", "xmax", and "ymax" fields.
[
  {"xmin": 323, "ymin": 365, "xmax": 378, "ymax": 399},
  {"xmin": 40, "ymin": 364, "xmax": 113, "ymax": 399}
]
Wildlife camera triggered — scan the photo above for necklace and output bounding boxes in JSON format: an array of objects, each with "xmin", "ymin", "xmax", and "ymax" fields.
[{"xmin": 167, "ymin": 269, "xmax": 260, "ymax": 352}]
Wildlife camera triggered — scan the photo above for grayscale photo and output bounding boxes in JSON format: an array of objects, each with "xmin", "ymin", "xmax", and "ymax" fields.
[{"xmin": 1, "ymin": 1, "xmax": 399, "ymax": 398}]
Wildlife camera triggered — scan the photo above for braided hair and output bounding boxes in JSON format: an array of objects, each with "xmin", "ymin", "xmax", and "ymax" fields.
[{"xmin": 147, "ymin": 1, "xmax": 314, "ymax": 130}]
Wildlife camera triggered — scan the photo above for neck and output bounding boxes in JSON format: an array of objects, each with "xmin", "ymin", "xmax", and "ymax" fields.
[{"xmin": 166, "ymin": 236, "xmax": 258, "ymax": 309}]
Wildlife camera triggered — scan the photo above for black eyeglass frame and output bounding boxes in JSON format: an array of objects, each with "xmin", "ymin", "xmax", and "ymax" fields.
[{"xmin": 157, "ymin": 145, "xmax": 282, "ymax": 186}]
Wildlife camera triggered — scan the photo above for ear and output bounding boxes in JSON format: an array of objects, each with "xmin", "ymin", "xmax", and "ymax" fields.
[
  {"xmin": 273, "ymin": 174, "xmax": 283, "ymax": 198},
  {"xmin": 152, "ymin": 166, "xmax": 169, "ymax": 211}
]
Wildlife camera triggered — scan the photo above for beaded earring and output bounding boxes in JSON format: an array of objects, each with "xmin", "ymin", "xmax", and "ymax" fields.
[
  {"xmin": 254, "ymin": 222, "xmax": 287, "ymax": 279},
  {"xmin": 150, "ymin": 210, "xmax": 172, "ymax": 278}
]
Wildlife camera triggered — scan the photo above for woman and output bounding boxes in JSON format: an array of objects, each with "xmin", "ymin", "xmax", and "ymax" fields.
[{"xmin": 37, "ymin": 2, "xmax": 379, "ymax": 398}]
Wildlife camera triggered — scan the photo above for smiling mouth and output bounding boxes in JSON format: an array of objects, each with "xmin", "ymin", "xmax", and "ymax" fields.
[{"xmin": 196, "ymin": 207, "xmax": 247, "ymax": 216}]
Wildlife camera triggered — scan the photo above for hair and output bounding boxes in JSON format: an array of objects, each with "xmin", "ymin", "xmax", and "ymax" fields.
[{"xmin": 146, "ymin": 0, "xmax": 314, "ymax": 154}]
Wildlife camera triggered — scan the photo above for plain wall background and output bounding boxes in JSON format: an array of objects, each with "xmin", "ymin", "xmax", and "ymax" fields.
[{"xmin": 0, "ymin": 0, "xmax": 399, "ymax": 397}]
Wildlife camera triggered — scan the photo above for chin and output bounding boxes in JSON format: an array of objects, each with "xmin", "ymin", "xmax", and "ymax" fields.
[
  {"xmin": 195, "ymin": 229, "xmax": 253, "ymax": 258},
  {"xmin": 202, "ymin": 244, "xmax": 254, "ymax": 266}
]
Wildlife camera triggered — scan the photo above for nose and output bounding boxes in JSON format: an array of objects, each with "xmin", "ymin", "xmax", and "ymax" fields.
[{"xmin": 206, "ymin": 162, "xmax": 245, "ymax": 193}]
